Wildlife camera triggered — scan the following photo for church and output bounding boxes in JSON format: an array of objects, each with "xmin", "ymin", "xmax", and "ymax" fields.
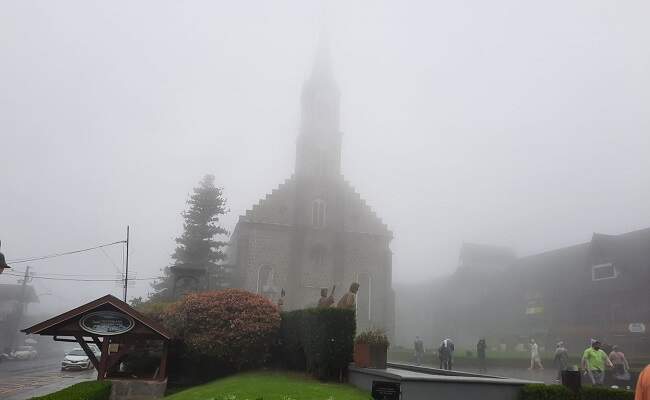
[{"xmin": 228, "ymin": 41, "xmax": 395, "ymax": 337}]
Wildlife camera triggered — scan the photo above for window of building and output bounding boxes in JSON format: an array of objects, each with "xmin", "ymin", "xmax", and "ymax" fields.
[
  {"xmin": 524, "ymin": 290, "xmax": 544, "ymax": 315},
  {"xmin": 310, "ymin": 245, "xmax": 326, "ymax": 268},
  {"xmin": 312, "ymin": 199, "xmax": 326, "ymax": 227},
  {"xmin": 592, "ymin": 263, "xmax": 618, "ymax": 281}
]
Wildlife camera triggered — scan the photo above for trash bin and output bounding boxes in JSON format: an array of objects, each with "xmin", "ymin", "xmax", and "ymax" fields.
[{"xmin": 561, "ymin": 370, "xmax": 581, "ymax": 394}]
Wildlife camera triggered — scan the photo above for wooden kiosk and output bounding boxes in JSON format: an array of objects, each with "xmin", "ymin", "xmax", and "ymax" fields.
[{"xmin": 22, "ymin": 295, "xmax": 172, "ymax": 398}]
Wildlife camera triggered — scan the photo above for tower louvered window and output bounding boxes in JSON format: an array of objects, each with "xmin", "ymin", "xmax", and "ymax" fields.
[{"xmin": 312, "ymin": 199, "xmax": 326, "ymax": 228}]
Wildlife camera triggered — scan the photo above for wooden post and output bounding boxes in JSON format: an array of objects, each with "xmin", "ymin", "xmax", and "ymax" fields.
[
  {"xmin": 98, "ymin": 336, "xmax": 110, "ymax": 380},
  {"xmin": 75, "ymin": 336, "xmax": 99, "ymax": 370},
  {"xmin": 159, "ymin": 340, "xmax": 169, "ymax": 381},
  {"xmin": 91, "ymin": 335, "xmax": 102, "ymax": 350}
]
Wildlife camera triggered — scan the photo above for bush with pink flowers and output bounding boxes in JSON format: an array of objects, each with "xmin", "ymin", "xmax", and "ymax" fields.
[{"xmin": 162, "ymin": 289, "xmax": 281, "ymax": 373}]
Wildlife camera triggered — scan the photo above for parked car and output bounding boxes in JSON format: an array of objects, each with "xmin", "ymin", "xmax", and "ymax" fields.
[
  {"xmin": 11, "ymin": 346, "xmax": 38, "ymax": 360},
  {"xmin": 61, "ymin": 348, "xmax": 97, "ymax": 370}
]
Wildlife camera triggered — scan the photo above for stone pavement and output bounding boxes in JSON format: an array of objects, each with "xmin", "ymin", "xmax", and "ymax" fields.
[{"xmin": 0, "ymin": 358, "xmax": 95, "ymax": 400}]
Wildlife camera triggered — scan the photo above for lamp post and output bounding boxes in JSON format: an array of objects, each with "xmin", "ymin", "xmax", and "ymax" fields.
[{"xmin": 0, "ymin": 240, "xmax": 11, "ymax": 275}]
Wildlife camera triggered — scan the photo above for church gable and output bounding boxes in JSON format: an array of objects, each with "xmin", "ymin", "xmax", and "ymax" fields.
[
  {"xmin": 342, "ymin": 180, "xmax": 392, "ymax": 237},
  {"xmin": 240, "ymin": 177, "xmax": 295, "ymax": 226}
]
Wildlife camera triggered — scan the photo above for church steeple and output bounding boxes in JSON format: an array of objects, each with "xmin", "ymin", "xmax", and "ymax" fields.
[{"xmin": 296, "ymin": 35, "xmax": 342, "ymax": 178}]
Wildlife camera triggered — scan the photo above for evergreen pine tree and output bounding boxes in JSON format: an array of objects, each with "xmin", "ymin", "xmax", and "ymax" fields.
[{"xmin": 150, "ymin": 174, "xmax": 230, "ymax": 300}]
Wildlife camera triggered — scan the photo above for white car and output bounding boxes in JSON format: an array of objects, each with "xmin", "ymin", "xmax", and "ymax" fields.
[
  {"xmin": 61, "ymin": 348, "xmax": 96, "ymax": 371},
  {"xmin": 11, "ymin": 346, "xmax": 37, "ymax": 360}
]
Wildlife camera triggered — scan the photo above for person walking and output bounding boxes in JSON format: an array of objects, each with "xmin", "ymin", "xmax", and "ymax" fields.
[
  {"xmin": 414, "ymin": 336, "xmax": 424, "ymax": 365},
  {"xmin": 553, "ymin": 341, "xmax": 569, "ymax": 382},
  {"xmin": 636, "ymin": 364, "xmax": 650, "ymax": 400},
  {"xmin": 528, "ymin": 339, "xmax": 544, "ymax": 370},
  {"xmin": 581, "ymin": 339, "xmax": 613, "ymax": 386},
  {"xmin": 609, "ymin": 345, "xmax": 631, "ymax": 386},
  {"xmin": 477, "ymin": 338, "xmax": 487, "ymax": 372},
  {"xmin": 438, "ymin": 338, "xmax": 455, "ymax": 370}
]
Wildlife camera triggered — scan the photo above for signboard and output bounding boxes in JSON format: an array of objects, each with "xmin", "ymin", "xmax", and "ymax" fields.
[
  {"xmin": 629, "ymin": 323, "xmax": 646, "ymax": 334},
  {"xmin": 372, "ymin": 381, "xmax": 400, "ymax": 400},
  {"xmin": 79, "ymin": 311, "xmax": 135, "ymax": 336}
]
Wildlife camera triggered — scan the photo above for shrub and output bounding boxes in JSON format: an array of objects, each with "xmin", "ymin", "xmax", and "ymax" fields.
[
  {"xmin": 519, "ymin": 384, "xmax": 575, "ymax": 400},
  {"xmin": 29, "ymin": 380, "xmax": 111, "ymax": 400},
  {"xmin": 275, "ymin": 307, "xmax": 356, "ymax": 380},
  {"xmin": 519, "ymin": 384, "xmax": 633, "ymax": 400},
  {"xmin": 581, "ymin": 386, "xmax": 634, "ymax": 400},
  {"xmin": 355, "ymin": 329, "xmax": 389, "ymax": 347},
  {"xmin": 162, "ymin": 289, "xmax": 281, "ymax": 371}
]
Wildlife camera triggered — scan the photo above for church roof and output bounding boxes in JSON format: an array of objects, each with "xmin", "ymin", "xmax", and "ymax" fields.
[{"xmin": 236, "ymin": 175, "xmax": 391, "ymax": 238}]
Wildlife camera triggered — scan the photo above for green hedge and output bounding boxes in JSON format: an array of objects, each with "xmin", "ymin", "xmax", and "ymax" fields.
[
  {"xmin": 29, "ymin": 381, "xmax": 112, "ymax": 400},
  {"xmin": 519, "ymin": 384, "xmax": 633, "ymax": 400},
  {"xmin": 274, "ymin": 308, "xmax": 356, "ymax": 380},
  {"xmin": 580, "ymin": 386, "xmax": 635, "ymax": 400},
  {"xmin": 519, "ymin": 384, "xmax": 574, "ymax": 400}
]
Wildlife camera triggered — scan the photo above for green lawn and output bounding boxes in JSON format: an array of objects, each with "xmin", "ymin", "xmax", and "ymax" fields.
[{"xmin": 164, "ymin": 371, "xmax": 371, "ymax": 400}]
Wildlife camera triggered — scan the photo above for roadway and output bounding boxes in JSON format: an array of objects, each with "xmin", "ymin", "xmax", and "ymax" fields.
[{"xmin": 0, "ymin": 356, "xmax": 95, "ymax": 400}]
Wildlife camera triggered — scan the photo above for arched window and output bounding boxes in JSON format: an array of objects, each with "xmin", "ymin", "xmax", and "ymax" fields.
[
  {"xmin": 257, "ymin": 265, "xmax": 277, "ymax": 297},
  {"xmin": 312, "ymin": 199, "xmax": 326, "ymax": 228}
]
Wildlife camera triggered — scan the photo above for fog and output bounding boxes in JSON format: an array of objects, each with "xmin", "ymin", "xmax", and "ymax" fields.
[{"xmin": 1, "ymin": 0, "xmax": 649, "ymax": 326}]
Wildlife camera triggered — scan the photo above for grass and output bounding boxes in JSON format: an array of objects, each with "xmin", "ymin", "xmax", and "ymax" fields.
[
  {"xmin": 164, "ymin": 371, "xmax": 371, "ymax": 400},
  {"xmin": 28, "ymin": 380, "xmax": 112, "ymax": 400}
]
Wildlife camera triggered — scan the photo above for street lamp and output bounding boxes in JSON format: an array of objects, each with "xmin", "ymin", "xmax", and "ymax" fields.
[{"xmin": 0, "ymin": 240, "xmax": 11, "ymax": 275}]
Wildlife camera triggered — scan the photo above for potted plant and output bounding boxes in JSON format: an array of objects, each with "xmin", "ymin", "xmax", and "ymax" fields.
[{"xmin": 354, "ymin": 329, "xmax": 390, "ymax": 369}]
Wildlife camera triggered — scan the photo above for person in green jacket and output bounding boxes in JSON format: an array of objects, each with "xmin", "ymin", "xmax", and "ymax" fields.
[{"xmin": 581, "ymin": 339, "xmax": 613, "ymax": 385}]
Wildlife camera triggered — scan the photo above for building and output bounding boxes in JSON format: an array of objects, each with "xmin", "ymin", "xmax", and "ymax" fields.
[
  {"xmin": 0, "ymin": 283, "xmax": 38, "ymax": 351},
  {"xmin": 508, "ymin": 228, "xmax": 650, "ymax": 354},
  {"xmin": 228, "ymin": 40, "xmax": 394, "ymax": 336},
  {"xmin": 427, "ymin": 228, "xmax": 650, "ymax": 354}
]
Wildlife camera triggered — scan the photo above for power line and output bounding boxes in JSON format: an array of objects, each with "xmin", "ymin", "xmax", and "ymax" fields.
[
  {"xmin": 7, "ymin": 240, "xmax": 126, "ymax": 264},
  {"xmin": 9, "ymin": 270, "xmax": 125, "ymax": 277},
  {"xmin": 2, "ymin": 272, "xmax": 162, "ymax": 282}
]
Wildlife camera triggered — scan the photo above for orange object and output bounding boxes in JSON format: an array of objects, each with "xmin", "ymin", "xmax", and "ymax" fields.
[{"xmin": 636, "ymin": 365, "xmax": 650, "ymax": 400}]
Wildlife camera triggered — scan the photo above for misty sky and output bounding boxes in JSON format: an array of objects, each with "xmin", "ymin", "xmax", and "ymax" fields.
[{"xmin": 1, "ymin": 1, "xmax": 649, "ymax": 314}]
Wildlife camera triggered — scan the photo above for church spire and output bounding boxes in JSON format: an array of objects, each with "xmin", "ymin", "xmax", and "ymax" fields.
[
  {"xmin": 310, "ymin": 31, "xmax": 334, "ymax": 84},
  {"xmin": 296, "ymin": 34, "xmax": 342, "ymax": 178},
  {"xmin": 300, "ymin": 33, "xmax": 340, "ymax": 135}
]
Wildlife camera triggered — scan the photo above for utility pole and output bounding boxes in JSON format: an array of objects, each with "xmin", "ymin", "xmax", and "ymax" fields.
[
  {"xmin": 123, "ymin": 226, "xmax": 130, "ymax": 302},
  {"xmin": 10, "ymin": 266, "xmax": 31, "ymax": 350}
]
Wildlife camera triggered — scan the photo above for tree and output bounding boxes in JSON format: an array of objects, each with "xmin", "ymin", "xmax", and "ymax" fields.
[{"xmin": 150, "ymin": 174, "xmax": 230, "ymax": 300}]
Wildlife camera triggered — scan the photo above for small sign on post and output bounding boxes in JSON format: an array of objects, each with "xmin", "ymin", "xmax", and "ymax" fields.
[{"xmin": 372, "ymin": 381, "xmax": 400, "ymax": 400}]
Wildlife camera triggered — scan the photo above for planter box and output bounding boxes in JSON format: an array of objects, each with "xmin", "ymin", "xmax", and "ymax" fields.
[{"xmin": 354, "ymin": 343, "xmax": 388, "ymax": 369}]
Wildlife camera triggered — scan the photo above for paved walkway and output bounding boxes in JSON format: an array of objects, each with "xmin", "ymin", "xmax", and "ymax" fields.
[
  {"xmin": 394, "ymin": 360, "xmax": 559, "ymax": 384},
  {"xmin": 0, "ymin": 357, "xmax": 95, "ymax": 400}
]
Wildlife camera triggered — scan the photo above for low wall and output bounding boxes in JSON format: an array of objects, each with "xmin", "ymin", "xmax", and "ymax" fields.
[
  {"xmin": 349, "ymin": 363, "xmax": 539, "ymax": 400},
  {"xmin": 109, "ymin": 379, "xmax": 167, "ymax": 400}
]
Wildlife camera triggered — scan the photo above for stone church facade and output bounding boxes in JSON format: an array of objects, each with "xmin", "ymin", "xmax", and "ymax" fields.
[{"xmin": 228, "ymin": 43, "xmax": 394, "ymax": 337}]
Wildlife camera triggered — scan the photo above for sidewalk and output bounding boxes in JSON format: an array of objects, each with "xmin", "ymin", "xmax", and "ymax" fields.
[{"xmin": 1, "ymin": 369, "xmax": 94, "ymax": 400}]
